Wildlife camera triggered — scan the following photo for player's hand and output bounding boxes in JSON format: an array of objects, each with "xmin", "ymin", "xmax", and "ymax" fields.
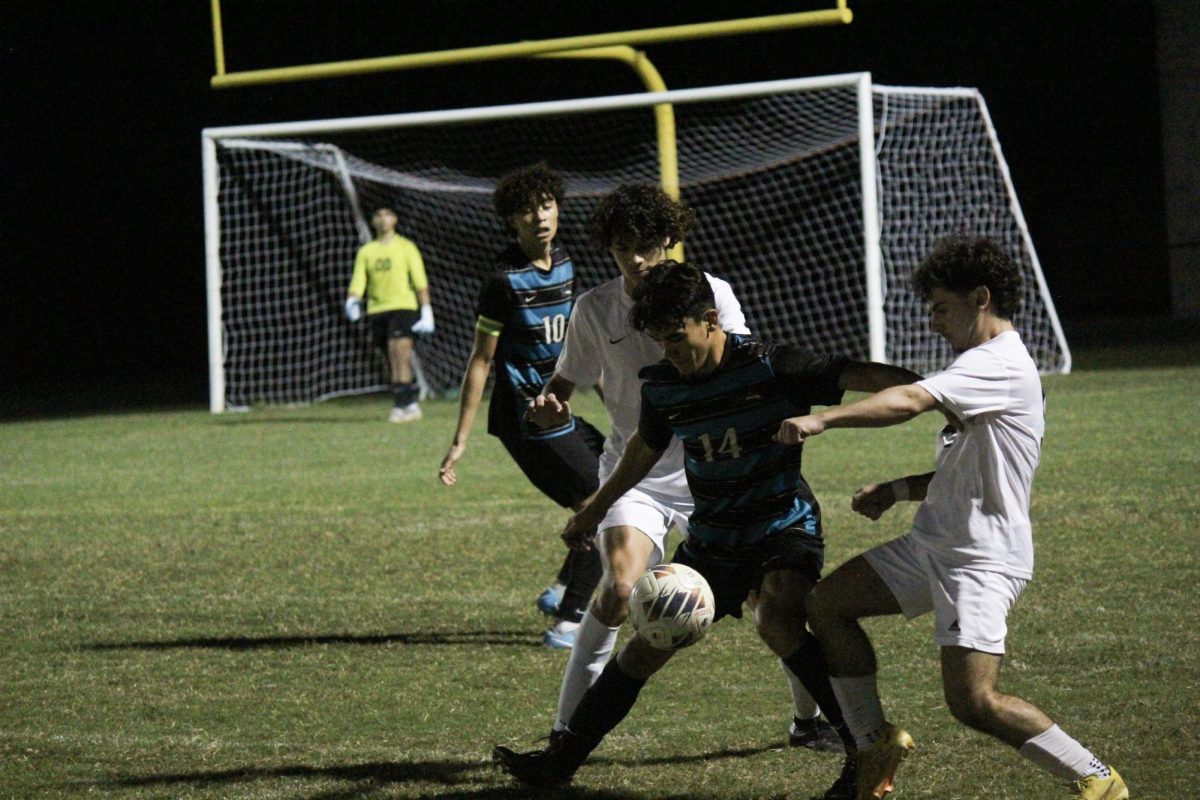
[
  {"xmin": 851, "ymin": 482, "xmax": 896, "ymax": 521},
  {"xmin": 774, "ymin": 414, "xmax": 824, "ymax": 445},
  {"xmin": 344, "ymin": 297, "xmax": 364, "ymax": 322},
  {"xmin": 526, "ymin": 393, "xmax": 571, "ymax": 429},
  {"xmin": 561, "ymin": 506, "xmax": 603, "ymax": 551},
  {"xmin": 411, "ymin": 304, "xmax": 435, "ymax": 334},
  {"xmin": 438, "ymin": 443, "xmax": 466, "ymax": 487}
]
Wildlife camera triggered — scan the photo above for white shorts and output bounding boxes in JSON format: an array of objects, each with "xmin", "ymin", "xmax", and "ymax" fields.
[
  {"xmin": 863, "ymin": 533, "xmax": 1027, "ymax": 655},
  {"xmin": 598, "ymin": 484, "xmax": 692, "ymax": 567}
]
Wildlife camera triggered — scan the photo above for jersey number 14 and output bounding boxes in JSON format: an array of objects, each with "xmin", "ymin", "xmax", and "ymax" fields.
[{"xmin": 698, "ymin": 428, "xmax": 742, "ymax": 461}]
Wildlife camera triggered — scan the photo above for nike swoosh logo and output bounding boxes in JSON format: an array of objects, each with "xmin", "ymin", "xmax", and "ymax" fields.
[{"xmin": 609, "ymin": 336, "xmax": 628, "ymax": 344}]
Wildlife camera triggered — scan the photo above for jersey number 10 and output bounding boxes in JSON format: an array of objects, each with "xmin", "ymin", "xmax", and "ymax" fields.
[{"xmin": 542, "ymin": 313, "xmax": 567, "ymax": 344}]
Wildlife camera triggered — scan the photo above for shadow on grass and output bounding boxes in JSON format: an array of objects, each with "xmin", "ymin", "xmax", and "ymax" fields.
[
  {"xmin": 84, "ymin": 629, "xmax": 542, "ymax": 651},
  {"xmin": 100, "ymin": 746, "xmax": 781, "ymax": 799},
  {"xmin": 213, "ymin": 415, "xmax": 387, "ymax": 425}
]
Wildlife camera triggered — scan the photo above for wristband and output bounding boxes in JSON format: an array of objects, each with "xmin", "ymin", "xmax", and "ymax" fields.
[{"xmin": 890, "ymin": 477, "xmax": 909, "ymax": 502}]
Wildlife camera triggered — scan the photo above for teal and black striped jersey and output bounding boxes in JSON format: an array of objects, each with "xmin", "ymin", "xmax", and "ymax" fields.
[
  {"xmin": 638, "ymin": 334, "xmax": 848, "ymax": 547},
  {"xmin": 476, "ymin": 243, "xmax": 576, "ymax": 441}
]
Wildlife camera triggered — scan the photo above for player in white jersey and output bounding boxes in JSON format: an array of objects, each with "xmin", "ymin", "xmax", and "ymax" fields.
[
  {"xmin": 522, "ymin": 184, "xmax": 841, "ymax": 752},
  {"xmin": 778, "ymin": 237, "xmax": 1127, "ymax": 800}
]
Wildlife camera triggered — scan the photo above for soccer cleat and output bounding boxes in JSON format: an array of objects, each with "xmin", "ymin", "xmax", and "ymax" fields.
[
  {"xmin": 543, "ymin": 619, "xmax": 579, "ymax": 649},
  {"xmin": 855, "ymin": 722, "xmax": 914, "ymax": 800},
  {"xmin": 821, "ymin": 754, "xmax": 858, "ymax": 800},
  {"xmin": 388, "ymin": 403, "xmax": 422, "ymax": 423},
  {"xmin": 789, "ymin": 715, "xmax": 846, "ymax": 753},
  {"xmin": 1070, "ymin": 767, "xmax": 1129, "ymax": 800},
  {"xmin": 492, "ymin": 730, "xmax": 592, "ymax": 789},
  {"xmin": 535, "ymin": 584, "xmax": 565, "ymax": 616}
]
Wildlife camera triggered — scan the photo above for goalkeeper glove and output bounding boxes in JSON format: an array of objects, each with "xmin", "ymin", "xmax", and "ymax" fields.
[
  {"xmin": 344, "ymin": 297, "xmax": 364, "ymax": 322},
  {"xmin": 411, "ymin": 303, "xmax": 435, "ymax": 334}
]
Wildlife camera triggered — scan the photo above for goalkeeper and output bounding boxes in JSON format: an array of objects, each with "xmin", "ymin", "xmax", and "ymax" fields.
[
  {"xmin": 493, "ymin": 260, "xmax": 923, "ymax": 799},
  {"xmin": 345, "ymin": 205, "xmax": 434, "ymax": 423}
]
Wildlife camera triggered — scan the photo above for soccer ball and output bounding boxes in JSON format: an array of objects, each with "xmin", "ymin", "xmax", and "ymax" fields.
[{"xmin": 628, "ymin": 563, "xmax": 715, "ymax": 650}]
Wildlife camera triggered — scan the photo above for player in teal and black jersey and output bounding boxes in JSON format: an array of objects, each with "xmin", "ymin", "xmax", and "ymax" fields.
[
  {"xmin": 439, "ymin": 163, "xmax": 603, "ymax": 649},
  {"xmin": 494, "ymin": 260, "xmax": 921, "ymax": 799},
  {"xmin": 474, "ymin": 240, "xmax": 578, "ymax": 443}
]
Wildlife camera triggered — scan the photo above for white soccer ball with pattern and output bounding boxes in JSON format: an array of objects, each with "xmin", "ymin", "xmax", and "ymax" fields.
[{"xmin": 628, "ymin": 563, "xmax": 715, "ymax": 650}]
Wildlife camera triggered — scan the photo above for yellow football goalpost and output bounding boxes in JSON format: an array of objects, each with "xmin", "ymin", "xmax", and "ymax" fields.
[{"xmin": 208, "ymin": 0, "xmax": 854, "ymax": 240}]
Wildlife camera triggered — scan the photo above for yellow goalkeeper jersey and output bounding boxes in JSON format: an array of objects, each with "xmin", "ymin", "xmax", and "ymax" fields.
[{"xmin": 348, "ymin": 235, "xmax": 428, "ymax": 314}]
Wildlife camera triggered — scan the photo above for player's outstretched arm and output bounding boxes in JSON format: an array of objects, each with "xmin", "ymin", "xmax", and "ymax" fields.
[
  {"xmin": 775, "ymin": 384, "xmax": 939, "ymax": 445},
  {"xmin": 439, "ymin": 330, "xmax": 498, "ymax": 486},
  {"xmin": 851, "ymin": 471, "xmax": 936, "ymax": 520},
  {"xmin": 838, "ymin": 360, "xmax": 923, "ymax": 394},
  {"xmin": 526, "ymin": 373, "xmax": 577, "ymax": 429},
  {"xmin": 562, "ymin": 432, "xmax": 663, "ymax": 550}
]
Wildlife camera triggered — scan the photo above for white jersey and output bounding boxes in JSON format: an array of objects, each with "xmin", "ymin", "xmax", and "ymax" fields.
[
  {"xmin": 913, "ymin": 331, "xmax": 1044, "ymax": 579},
  {"xmin": 556, "ymin": 273, "xmax": 749, "ymax": 496}
]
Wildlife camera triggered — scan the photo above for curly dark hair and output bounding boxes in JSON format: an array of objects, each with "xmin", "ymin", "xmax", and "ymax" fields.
[
  {"xmin": 493, "ymin": 162, "xmax": 564, "ymax": 223},
  {"xmin": 587, "ymin": 183, "xmax": 695, "ymax": 249},
  {"xmin": 912, "ymin": 236, "xmax": 1023, "ymax": 320},
  {"xmin": 630, "ymin": 260, "xmax": 714, "ymax": 333}
]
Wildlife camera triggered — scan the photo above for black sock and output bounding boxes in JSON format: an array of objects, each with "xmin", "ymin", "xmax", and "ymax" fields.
[
  {"xmin": 566, "ymin": 658, "xmax": 647, "ymax": 746},
  {"xmin": 782, "ymin": 631, "xmax": 856, "ymax": 752},
  {"xmin": 390, "ymin": 382, "xmax": 418, "ymax": 407},
  {"xmin": 558, "ymin": 547, "xmax": 602, "ymax": 623}
]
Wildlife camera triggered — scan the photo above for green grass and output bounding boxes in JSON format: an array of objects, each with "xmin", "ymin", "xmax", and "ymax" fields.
[{"xmin": 2, "ymin": 350, "xmax": 1198, "ymax": 799}]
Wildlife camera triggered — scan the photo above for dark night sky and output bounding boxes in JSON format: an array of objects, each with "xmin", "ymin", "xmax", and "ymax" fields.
[{"xmin": 0, "ymin": 0, "xmax": 1169, "ymax": 401}]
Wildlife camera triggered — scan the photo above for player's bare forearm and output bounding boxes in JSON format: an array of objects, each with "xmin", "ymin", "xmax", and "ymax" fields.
[
  {"xmin": 417, "ymin": 288, "xmax": 431, "ymax": 306},
  {"xmin": 541, "ymin": 373, "xmax": 576, "ymax": 403},
  {"xmin": 528, "ymin": 373, "xmax": 578, "ymax": 429},
  {"xmin": 839, "ymin": 360, "xmax": 923, "ymax": 394},
  {"xmin": 852, "ymin": 471, "xmax": 935, "ymax": 520},
  {"xmin": 594, "ymin": 433, "xmax": 661, "ymax": 512},
  {"xmin": 821, "ymin": 384, "xmax": 937, "ymax": 429},
  {"xmin": 452, "ymin": 355, "xmax": 491, "ymax": 444},
  {"xmin": 562, "ymin": 433, "xmax": 662, "ymax": 549},
  {"xmin": 775, "ymin": 384, "xmax": 938, "ymax": 444},
  {"xmin": 440, "ymin": 349, "xmax": 493, "ymax": 487}
]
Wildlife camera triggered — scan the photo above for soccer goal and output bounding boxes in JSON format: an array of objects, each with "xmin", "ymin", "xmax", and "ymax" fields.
[{"xmin": 202, "ymin": 72, "xmax": 1070, "ymax": 413}]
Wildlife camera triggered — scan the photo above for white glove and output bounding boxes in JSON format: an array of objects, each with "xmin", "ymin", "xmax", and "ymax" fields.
[
  {"xmin": 411, "ymin": 303, "xmax": 435, "ymax": 334},
  {"xmin": 344, "ymin": 297, "xmax": 364, "ymax": 322}
]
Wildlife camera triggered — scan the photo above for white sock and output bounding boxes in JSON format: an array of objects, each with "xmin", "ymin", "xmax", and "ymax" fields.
[
  {"xmin": 1018, "ymin": 724, "xmax": 1107, "ymax": 781},
  {"xmin": 779, "ymin": 659, "xmax": 819, "ymax": 720},
  {"xmin": 829, "ymin": 674, "xmax": 885, "ymax": 749},
  {"xmin": 553, "ymin": 610, "xmax": 620, "ymax": 731}
]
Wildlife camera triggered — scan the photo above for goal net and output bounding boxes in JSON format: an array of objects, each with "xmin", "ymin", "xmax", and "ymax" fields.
[{"xmin": 203, "ymin": 72, "xmax": 1070, "ymax": 412}]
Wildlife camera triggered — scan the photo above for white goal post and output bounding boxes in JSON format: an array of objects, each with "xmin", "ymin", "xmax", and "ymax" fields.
[{"xmin": 202, "ymin": 72, "xmax": 1070, "ymax": 413}]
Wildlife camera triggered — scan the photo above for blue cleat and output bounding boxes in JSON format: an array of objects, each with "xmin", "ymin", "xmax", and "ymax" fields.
[
  {"xmin": 543, "ymin": 620, "xmax": 579, "ymax": 649},
  {"xmin": 536, "ymin": 584, "xmax": 564, "ymax": 616}
]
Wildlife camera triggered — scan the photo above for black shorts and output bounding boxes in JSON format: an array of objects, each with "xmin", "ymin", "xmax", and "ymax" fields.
[
  {"xmin": 670, "ymin": 529, "xmax": 825, "ymax": 622},
  {"xmin": 370, "ymin": 309, "xmax": 420, "ymax": 350},
  {"xmin": 498, "ymin": 415, "xmax": 604, "ymax": 508}
]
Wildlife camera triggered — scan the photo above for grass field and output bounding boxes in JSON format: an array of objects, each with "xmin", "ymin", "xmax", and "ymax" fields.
[{"xmin": 2, "ymin": 342, "xmax": 1198, "ymax": 799}]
